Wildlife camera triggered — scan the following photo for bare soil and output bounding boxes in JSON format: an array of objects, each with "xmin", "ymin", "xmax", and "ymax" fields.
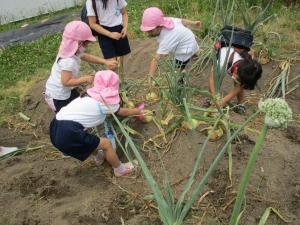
[{"xmin": 0, "ymin": 39, "xmax": 299, "ymax": 225}]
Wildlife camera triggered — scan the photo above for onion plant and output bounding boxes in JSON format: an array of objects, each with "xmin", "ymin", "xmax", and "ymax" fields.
[
  {"xmin": 258, "ymin": 207, "xmax": 290, "ymax": 225},
  {"xmin": 111, "ymin": 108, "xmax": 259, "ymax": 225},
  {"xmin": 265, "ymin": 60, "xmax": 299, "ymax": 99},
  {"xmin": 229, "ymin": 98, "xmax": 293, "ymax": 225},
  {"xmin": 238, "ymin": 0, "xmax": 273, "ymax": 34}
]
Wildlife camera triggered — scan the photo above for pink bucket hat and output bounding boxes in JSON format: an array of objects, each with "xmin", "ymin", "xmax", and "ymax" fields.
[
  {"xmin": 58, "ymin": 21, "xmax": 96, "ymax": 58},
  {"xmin": 140, "ymin": 7, "xmax": 174, "ymax": 32},
  {"xmin": 87, "ymin": 70, "xmax": 120, "ymax": 104}
]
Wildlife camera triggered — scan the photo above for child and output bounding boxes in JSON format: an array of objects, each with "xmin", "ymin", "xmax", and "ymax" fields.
[
  {"xmin": 45, "ymin": 20, "xmax": 118, "ymax": 113},
  {"xmin": 208, "ymin": 46, "xmax": 262, "ymax": 113},
  {"xmin": 49, "ymin": 70, "xmax": 144, "ymax": 177},
  {"xmin": 86, "ymin": 0, "xmax": 131, "ymax": 71},
  {"xmin": 140, "ymin": 7, "xmax": 201, "ymax": 82}
]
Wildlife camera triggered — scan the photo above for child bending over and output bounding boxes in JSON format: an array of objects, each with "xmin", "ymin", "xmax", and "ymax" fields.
[
  {"xmin": 140, "ymin": 7, "xmax": 201, "ymax": 83},
  {"xmin": 208, "ymin": 46, "xmax": 262, "ymax": 113},
  {"xmin": 49, "ymin": 70, "xmax": 145, "ymax": 177}
]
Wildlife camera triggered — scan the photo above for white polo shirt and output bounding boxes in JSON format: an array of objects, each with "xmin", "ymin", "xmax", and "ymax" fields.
[
  {"xmin": 45, "ymin": 55, "xmax": 81, "ymax": 100},
  {"xmin": 56, "ymin": 96, "xmax": 120, "ymax": 128},
  {"xmin": 219, "ymin": 47, "xmax": 243, "ymax": 73},
  {"xmin": 157, "ymin": 18, "xmax": 199, "ymax": 62},
  {"xmin": 86, "ymin": 0, "xmax": 127, "ymax": 27}
]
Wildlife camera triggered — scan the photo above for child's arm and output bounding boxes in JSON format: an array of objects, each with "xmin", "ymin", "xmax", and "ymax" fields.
[
  {"xmin": 209, "ymin": 66, "xmax": 215, "ymax": 95},
  {"xmin": 61, "ymin": 70, "xmax": 93, "ymax": 87},
  {"xmin": 116, "ymin": 107, "xmax": 142, "ymax": 117},
  {"xmin": 88, "ymin": 16, "xmax": 122, "ymax": 40},
  {"xmin": 182, "ymin": 19, "xmax": 202, "ymax": 28},
  {"xmin": 120, "ymin": 8, "xmax": 128, "ymax": 38},
  {"xmin": 217, "ymin": 85, "xmax": 243, "ymax": 107},
  {"xmin": 148, "ymin": 53, "xmax": 161, "ymax": 84},
  {"xmin": 80, "ymin": 53, "xmax": 118, "ymax": 70}
]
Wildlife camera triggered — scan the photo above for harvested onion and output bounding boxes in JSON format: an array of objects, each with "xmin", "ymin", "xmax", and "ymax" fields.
[
  {"xmin": 142, "ymin": 110, "xmax": 153, "ymax": 123},
  {"xmin": 126, "ymin": 101, "xmax": 135, "ymax": 109}
]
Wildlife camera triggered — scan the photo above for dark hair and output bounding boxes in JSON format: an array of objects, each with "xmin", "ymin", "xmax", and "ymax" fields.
[
  {"xmin": 101, "ymin": 0, "xmax": 119, "ymax": 9},
  {"xmin": 237, "ymin": 59, "xmax": 262, "ymax": 90}
]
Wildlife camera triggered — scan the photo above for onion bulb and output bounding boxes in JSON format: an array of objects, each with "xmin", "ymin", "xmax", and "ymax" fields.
[
  {"xmin": 146, "ymin": 92, "xmax": 158, "ymax": 101},
  {"xmin": 207, "ymin": 126, "xmax": 224, "ymax": 141}
]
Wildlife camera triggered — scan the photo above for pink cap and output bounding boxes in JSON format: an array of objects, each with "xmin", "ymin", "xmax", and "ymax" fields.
[
  {"xmin": 140, "ymin": 7, "xmax": 174, "ymax": 32},
  {"xmin": 58, "ymin": 21, "xmax": 96, "ymax": 58},
  {"xmin": 87, "ymin": 70, "xmax": 120, "ymax": 104}
]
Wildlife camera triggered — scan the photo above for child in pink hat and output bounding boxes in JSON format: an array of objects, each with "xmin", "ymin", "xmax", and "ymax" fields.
[
  {"xmin": 50, "ymin": 70, "xmax": 146, "ymax": 177},
  {"xmin": 45, "ymin": 20, "xmax": 118, "ymax": 113},
  {"xmin": 140, "ymin": 7, "xmax": 202, "ymax": 83}
]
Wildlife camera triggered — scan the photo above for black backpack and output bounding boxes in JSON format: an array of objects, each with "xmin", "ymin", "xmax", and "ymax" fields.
[
  {"xmin": 218, "ymin": 25, "xmax": 253, "ymax": 51},
  {"xmin": 81, "ymin": 0, "xmax": 99, "ymax": 36}
]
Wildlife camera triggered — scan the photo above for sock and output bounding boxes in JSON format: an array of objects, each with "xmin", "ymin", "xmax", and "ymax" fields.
[{"xmin": 113, "ymin": 162, "xmax": 125, "ymax": 174}]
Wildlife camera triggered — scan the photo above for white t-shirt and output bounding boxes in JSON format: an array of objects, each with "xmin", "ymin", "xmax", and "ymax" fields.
[
  {"xmin": 56, "ymin": 96, "xmax": 120, "ymax": 128},
  {"xmin": 45, "ymin": 55, "xmax": 81, "ymax": 100},
  {"xmin": 86, "ymin": 0, "xmax": 127, "ymax": 27},
  {"xmin": 157, "ymin": 18, "xmax": 199, "ymax": 62},
  {"xmin": 218, "ymin": 47, "xmax": 243, "ymax": 74}
]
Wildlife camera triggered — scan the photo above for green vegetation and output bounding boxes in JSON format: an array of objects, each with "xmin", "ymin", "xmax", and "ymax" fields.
[
  {"xmin": 0, "ymin": 34, "xmax": 61, "ymax": 88},
  {"xmin": 0, "ymin": 1, "xmax": 298, "ymax": 224}
]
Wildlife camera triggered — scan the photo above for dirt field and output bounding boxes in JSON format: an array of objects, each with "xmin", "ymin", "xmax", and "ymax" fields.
[{"xmin": 0, "ymin": 39, "xmax": 299, "ymax": 225}]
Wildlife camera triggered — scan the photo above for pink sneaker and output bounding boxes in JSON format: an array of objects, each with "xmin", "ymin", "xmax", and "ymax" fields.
[
  {"xmin": 94, "ymin": 150, "xmax": 105, "ymax": 166},
  {"xmin": 114, "ymin": 162, "xmax": 135, "ymax": 177}
]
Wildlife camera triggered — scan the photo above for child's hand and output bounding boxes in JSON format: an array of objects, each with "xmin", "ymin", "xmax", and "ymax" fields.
[
  {"xmin": 194, "ymin": 21, "xmax": 202, "ymax": 28},
  {"xmin": 105, "ymin": 60, "xmax": 118, "ymax": 70},
  {"xmin": 110, "ymin": 32, "xmax": 122, "ymax": 40},
  {"xmin": 121, "ymin": 27, "xmax": 127, "ymax": 38}
]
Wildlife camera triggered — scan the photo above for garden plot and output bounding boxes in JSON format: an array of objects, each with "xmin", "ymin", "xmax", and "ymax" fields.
[{"xmin": 0, "ymin": 39, "xmax": 299, "ymax": 225}]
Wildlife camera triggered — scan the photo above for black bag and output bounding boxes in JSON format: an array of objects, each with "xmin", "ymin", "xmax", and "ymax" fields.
[
  {"xmin": 219, "ymin": 25, "xmax": 253, "ymax": 50},
  {"xmin": 81, "ymin": 0, "xmax": 99, "ymax": 36}
]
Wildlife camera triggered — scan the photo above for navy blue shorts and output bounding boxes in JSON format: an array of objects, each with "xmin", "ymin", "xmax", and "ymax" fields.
[
  {"xmin": 97, "ymin": 25, "xmax": 131, "ymax": 59},
  {"xmin": 50, "ymin": 119, "xmax": 100, "ymax": 161},
  {"xmin": 53, "ymin": 89, "xmax": 80, "ymax": 113}
]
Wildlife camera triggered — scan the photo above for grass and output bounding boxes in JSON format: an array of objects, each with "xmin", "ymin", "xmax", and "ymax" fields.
[{"xmin": 0, "ymin": 34, "xmax": 61, "ymax": 89}]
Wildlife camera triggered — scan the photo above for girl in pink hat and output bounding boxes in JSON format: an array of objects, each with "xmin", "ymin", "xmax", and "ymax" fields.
[
  {"xmin": 50, "ymin": 70, "xmax": 145, "ymax": 177},
  {"xmin": 140, "ymin": 7, "xmax": 202, "ymax": 83},
  {"xmin": 45, "ymin": 20, "xmax": 118, "ymax": 113},
  {"xmin": 86, "ymin": 0, "xmax": 131, "ymax": 75}
]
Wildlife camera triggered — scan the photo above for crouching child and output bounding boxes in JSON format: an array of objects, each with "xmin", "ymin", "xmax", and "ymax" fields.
[{"xmin": 49, "ymin": 70, "xmax": 144, "ymax": 177}]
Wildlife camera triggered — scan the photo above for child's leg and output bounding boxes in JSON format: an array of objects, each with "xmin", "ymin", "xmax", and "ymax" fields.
[
  {"xmin": 236, "ymin": 86, "xmax": 244, "ymax": 104},
  {"xmin": 98, "ymin": 137, "xmax": 134, "ymax": 176},
  {"xmin": 98, "ymin": 137, "xmax": 120, "ymax": 168}
]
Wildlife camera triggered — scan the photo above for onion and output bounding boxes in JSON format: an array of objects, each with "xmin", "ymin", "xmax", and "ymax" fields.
[
  {"xmin": 126, "ymin": 101, "xmax": 135, "ymax": 109},
  {"xmin": 182, "ymin": 119, "xmax": 200, "ymax": 130},
  {"xmin": 207, "ymin": 126, "xmax": 224, "ymax": 141},
  {"xmin": 143, "ymin": 110, "xmax": 153, "ymax": 123},
  {"xmin": 146, "ymin": 92, "xmax": 159, "ymax": 101}
]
